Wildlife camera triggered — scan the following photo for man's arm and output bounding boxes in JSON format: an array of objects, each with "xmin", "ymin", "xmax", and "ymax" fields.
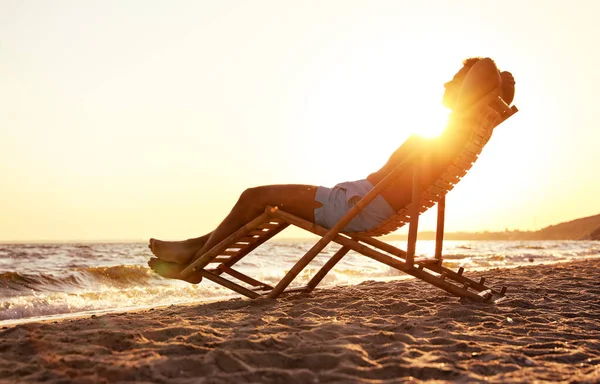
[
  {"xmin": 367, "ymin": 134, "xmax": 431, "ymax": 185},
  {"xmin": 386, "ymin": 134, "xmax": 430, "ymax": 167}
]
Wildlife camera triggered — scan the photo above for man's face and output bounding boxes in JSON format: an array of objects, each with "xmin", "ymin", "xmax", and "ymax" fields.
[{"xmin": 442, "ymin": 65, "xmax": 471, "ymax": 109}]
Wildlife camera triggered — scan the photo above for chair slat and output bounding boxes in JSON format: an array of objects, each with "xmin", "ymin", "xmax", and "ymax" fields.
[
  {"xmin": 248, "ymin": 229, "xmax": 269, "ymax": 236},
  {"xmin": 209, "ymin": 256, "xmax": 232, "ymax": 263},
  {"xmin": 237, "ymin": 236, "xmax": 260, "ymax": 243},
  {"xmin": 258, "ymin": 223, "xmax": 280, "ymax": 230},
  {"xmin": 220, "ymin": 250, "xmax": 240, "ymax": 256},
  {"xmin": 454, "ymin": 158, "xmax": 472, "ymax": 170}
]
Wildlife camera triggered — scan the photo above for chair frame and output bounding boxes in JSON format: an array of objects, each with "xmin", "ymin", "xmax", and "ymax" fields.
[{"xmin": 181, "ymin": 91, "xmax": 518, "ymax": 303}]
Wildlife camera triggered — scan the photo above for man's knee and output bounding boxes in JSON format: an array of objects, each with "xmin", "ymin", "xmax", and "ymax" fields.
[{"xmin": 238, "ymin": 186, "xmax": 269, "ymax": 209}]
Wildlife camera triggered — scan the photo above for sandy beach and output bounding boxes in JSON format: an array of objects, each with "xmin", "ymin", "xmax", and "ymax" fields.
[{"xmin": 0, "ymin": 259, "xmax": 599, "ymax": 383}]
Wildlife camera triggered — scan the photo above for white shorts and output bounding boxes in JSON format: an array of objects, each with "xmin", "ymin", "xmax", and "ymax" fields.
[{"xmin": 314, "ymin": 179, "xmax": 395, "ymax": 233}]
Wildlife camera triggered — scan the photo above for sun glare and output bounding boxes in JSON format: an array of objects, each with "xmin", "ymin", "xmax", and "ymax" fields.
[{"xmin": 408, "ymin": 106, "xmax": 450, "ymax": 138}]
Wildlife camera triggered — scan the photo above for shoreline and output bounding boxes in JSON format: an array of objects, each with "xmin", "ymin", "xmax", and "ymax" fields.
[
  {"xmin": 1, "ymin": 259, "xmax": 599, "ymax": 382},
  {"xmin": 2, "ymin": 238, "xmax": 599, "ymax": 245},
  {"xmin": 4, "ymin": 255, "xmax": 600, "ymax": 328}
]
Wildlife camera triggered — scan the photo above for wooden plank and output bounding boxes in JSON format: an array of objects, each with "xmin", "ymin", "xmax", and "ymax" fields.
[
  {"xmin": 441, "ymin": 173, "xmax": 461, "ymax": 185},
  {"xmin": 419, "ymin": 202, "xmax": 437, "ymax": 213},
  {"xmin": 460, "ymin": 152, "xmax": 478, "ymax": 164},
  {"xmin": 237, "ymin": 236, "xmax": 260, "ymax": 243},
  {"xmin": 447, "ymin": 165, "xmax": 468, "ymax": 178},
  {"xmin": 226, "ymin": 244, "xmax": 246, "ymax": 249},
  {"xmin": 385, "ymin": 211, "xmax": 409, "ymax": 222},
  {"xmin": 427, "ymin": 185, "xmax": 446, "ymax": 197},
  {"xmin": 419, "ymin": 199, "xmax": 436, "ymax": 209},
  {"xmin": 482, "ymin": 109, "xmax": 502, "ymax": 127},
  {"xmin": 220, "ymin": 250, "xmax": 241, "ymax": 256},
  {"xmin": 454, "ymin": 158, "xmax": 473, "ymax": 171},
  {"xmin": 421, "ymin": 190, "xmax": 442, "ymax": 203},
  {"xmin": 476, "ymin": 117, "xmax": 495, "ymax": 134},
  {"xmin": 209, "ymin": 256, "xmax": 231, "ymax": 263},
  {"xmin": 434, "ymin": 179, "xmax": 454, "ymax": 191},
  {"xmin": 258, "ymin": 222, "xmax": 280, "ymax": 230},
  {"xmin": 470, "ymin": 134, "xmax": 486, "ymax": 147},
  {"xmin": 419, "ymin": 197, "xmax": 436, "ymax": 206},
  {"xmin": 248, "ymin": 229, "xmax": 269, "ymax": 236},
  {"xmin": 466, "ymin": 142, "xmax": 483, "ymax": 155},
  {"xmin": 462, "ymin": 147, "xmax": 479, "ymax": 159},
  {"xmin": 475, "ymin": 130, "xmax": 490, "ymax": 141}
]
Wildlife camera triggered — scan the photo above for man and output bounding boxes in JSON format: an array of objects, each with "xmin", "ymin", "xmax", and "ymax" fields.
[{"xmin": 148, "ymin": 57, "xmax": 515, "ymax": 283}]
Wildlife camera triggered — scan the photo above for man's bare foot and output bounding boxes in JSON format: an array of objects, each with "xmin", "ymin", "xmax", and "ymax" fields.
[
  {"xmin": 148, "ymin": 237, "xmax": 205, "ymax": 264},
  {"xmin": 147, "ymin": 258, "xmax": 203, "ymax": 284}
]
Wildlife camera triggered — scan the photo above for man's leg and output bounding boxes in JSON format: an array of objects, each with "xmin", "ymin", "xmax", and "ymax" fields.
[
  {"xmin": 189, "ymin": 184, "xmax": 320, "ymax": 264},
  {"xmin": 148, "ymin": 184, "xmax": 321, "ymax": 282}
]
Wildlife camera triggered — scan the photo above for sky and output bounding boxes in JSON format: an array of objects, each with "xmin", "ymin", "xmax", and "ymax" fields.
[{"xmin": 1, "ymin": 0, "xmax": 599, "ymax": 242}]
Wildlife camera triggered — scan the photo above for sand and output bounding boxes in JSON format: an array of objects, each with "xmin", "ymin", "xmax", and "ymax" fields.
[{"xmin": 1, "ymin": 259, "xmax": 599, "ymax": 383}]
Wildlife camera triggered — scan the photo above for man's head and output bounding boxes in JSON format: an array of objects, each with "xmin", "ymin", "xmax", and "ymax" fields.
[{"xmin": 442, "ymin": 57, "xmax": 516, "ymax": 110}]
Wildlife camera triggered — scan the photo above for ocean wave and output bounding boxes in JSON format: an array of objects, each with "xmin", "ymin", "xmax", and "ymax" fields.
[
  {"xmin": 440, "ymin": 253, "xmax": 471, "ymax": 260},
  {"xmin": 511, "ymin": 245, "xmax": 547, "ymax": 250},
  {"xmin": 1, "ymin": 241, "xmax": 599, "ymax": 323},
  {"xmin": 0, "ymin": 265, "xmax": 159, "ymax": 297},
  {"xmin": 0, "ymin": 283, "xmax": 232, "ymax": 321}
]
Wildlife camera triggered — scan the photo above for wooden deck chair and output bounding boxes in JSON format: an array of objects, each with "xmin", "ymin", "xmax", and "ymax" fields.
[{"xmin": 180, "ymin": 59, "xmax": 518, "ymax": 303}]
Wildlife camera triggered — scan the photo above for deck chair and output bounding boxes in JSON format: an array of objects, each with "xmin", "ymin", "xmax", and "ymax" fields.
[{"xmin": 180, "ymin": 59, "xmax": 518, "ymax": 303}]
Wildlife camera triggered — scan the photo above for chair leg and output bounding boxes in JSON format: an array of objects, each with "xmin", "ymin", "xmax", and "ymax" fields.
[
  {"xmin": 435, "ymin": 195, "xmax": 446, "ymax": 261},
  {"xmin": 305, "ymin": 246, "xmax": 351, "ymax": 292},
  {"xmin": 406, "ymin": 167, "xmax": 421, "ymax": 265},
  {"xmin": 266, "ymin": 236, "xmax": 333, "ymax": 299},
  {"xmin": 267, "ymin": 210, "xmax": 351, "ymax": 298}
]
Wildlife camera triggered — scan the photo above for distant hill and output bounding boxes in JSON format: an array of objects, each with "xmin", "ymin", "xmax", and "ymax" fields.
[
  {"xmin": 532, "ymin": 213, "xmax": 600, "ymax": 240},
  {"xmin": 384, "ymin": 213, "xmax": 600, "ymax": 241}
]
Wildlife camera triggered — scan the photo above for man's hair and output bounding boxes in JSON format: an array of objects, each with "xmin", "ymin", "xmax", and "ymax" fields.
[
  {"xmin": 463, "ymin": 57, "xmax": 487, "ymax": 69},
  {"xmin": 500, "ymin": 71, "xmax": 516, "ymax": 105},
  {"xmin": 462, "ymin": 57, "xmax": 516, "ymax": 105}
]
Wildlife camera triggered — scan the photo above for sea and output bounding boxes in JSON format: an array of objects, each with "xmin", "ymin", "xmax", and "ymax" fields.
[{"xmin": 1, "ymin": 240, "xmax": 599, "ymax": 326}]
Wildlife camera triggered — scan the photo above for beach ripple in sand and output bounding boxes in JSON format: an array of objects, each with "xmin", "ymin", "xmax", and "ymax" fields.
[{"xmin": 0, "ymin": 260, "xmax": 599, "ymax": 383}]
